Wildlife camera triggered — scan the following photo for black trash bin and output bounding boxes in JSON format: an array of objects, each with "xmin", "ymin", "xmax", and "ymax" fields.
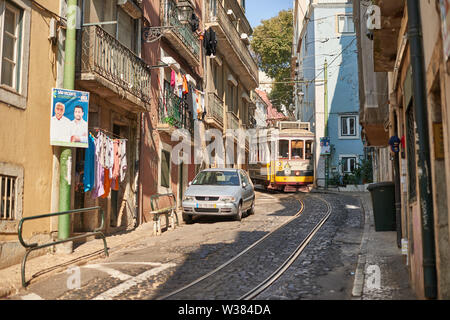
[{"xmin": 367, "ymin": 182, "xmax": 396, "ymax": 231}]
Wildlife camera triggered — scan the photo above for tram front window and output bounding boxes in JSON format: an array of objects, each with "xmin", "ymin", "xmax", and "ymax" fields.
[
  {"xmin": 278, "ymin": 140, "xmax": 289, "ymax": 159},
  {"xmin": 291, "ymin": 140, "xmax": 304, "ymax": 159},
  {"xmin": 305, "ymin": 140, "xmax": 313, "ymax": 160}
]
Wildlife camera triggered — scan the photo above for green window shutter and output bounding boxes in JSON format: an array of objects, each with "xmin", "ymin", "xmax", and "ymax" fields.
[{"xmin": 161, "ymin": 150, "xmax": 170, "ymax": 188}]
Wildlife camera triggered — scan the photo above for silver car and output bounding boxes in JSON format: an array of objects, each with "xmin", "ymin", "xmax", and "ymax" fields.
[{"xmin": 182, "ymin": 169, "xmax": 255, "ymax": 223}]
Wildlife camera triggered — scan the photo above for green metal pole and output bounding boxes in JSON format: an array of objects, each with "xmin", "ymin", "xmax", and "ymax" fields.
[
  {"xmin": 324, "ymin": 60, "xmax": 329, "ymax": 189},
  {"xmin": 58, "ymin": 0, "xmax": 78, "ymax": 240}
]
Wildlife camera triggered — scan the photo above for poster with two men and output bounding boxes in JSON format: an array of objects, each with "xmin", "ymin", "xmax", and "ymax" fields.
[{"xmin": 50, "ymin": 88, "xmax": 90, "ymax": 148}]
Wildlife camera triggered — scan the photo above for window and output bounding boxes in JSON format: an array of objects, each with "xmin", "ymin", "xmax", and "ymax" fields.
[
  {"xmin": 340, "ymin": 115, "xmax": 358, "ymax": 138},
  {"xmin": 341, "ymin": 156, "xmax": 357, "ymax": 174},
  {"xmin": 305, "ymin": 140, "xmax": 313, "ymax": 160},
  {"xmin": 0, "ymin": 174, "xmax": 16, "ymax": 220},
  {"xmin": 160, "ymin": 149, "xmax": 171, "ymax": 188},
  {"xmin": 0, "ymin": 0, "xmax": 30, "ymax": 109},
  {"xmin": 0, "ymin": 162, "xmax": 23, "ymax": 231},
  {"xmin": 291, "ymin": 140, "xmax": 304, "ymax": 159},
  {"xmin": 337, "ymin": 15, "xmax": 355, "ymax": 34},
  {"xmin": 278, "ymin": 140, "xmax": 289, "ymax": 159},
  {"xmin": 192, "ymin": 171, "xmax": 240, "ymax": 186},
  {"xmin": 0, "ymin": 1, "xmax": 22, "ymax": 90}
]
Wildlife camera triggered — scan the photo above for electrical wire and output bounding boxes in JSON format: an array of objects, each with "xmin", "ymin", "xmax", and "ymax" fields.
[{"xmin": 31, "ymin": 0, "xmax": 66, "ymax": 22}]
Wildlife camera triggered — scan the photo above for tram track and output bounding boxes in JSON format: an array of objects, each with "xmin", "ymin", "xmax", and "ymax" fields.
[{"xmin": 156, "ymin": 193, "xmax": 333, "ymax": 300}]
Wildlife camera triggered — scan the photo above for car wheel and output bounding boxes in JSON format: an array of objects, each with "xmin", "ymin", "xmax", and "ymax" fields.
[
  {"xmin": 235, "ymin": 203, "xmax": 242, "ymax": 222},
  {"xmin": 247, "ymin": 200, "xmax": 255, "ymax": 215},
  {"xmin": 183, "ymin": 214, "xmax": 194, "ymax": 224}
]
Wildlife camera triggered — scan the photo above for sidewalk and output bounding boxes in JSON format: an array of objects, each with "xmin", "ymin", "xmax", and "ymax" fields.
[
  {"xmin": 0, "ymin": 220, "xmax": 159, "ymax": 299},
  {"xmin": 350, "ymin": 191, "xmax": 416, "ymax": 300}
]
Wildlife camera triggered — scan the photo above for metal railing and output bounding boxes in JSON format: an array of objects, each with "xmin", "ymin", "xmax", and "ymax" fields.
[
  {"xmin": 163, "ymin": 0, "xmax": 200, "ymax": 59},
  {"xmin": 208, "ymin": 0, "xmax": 258, "ymax": 81},
  {"xmin": 206, "ymin": 92, "xmax": 224, "ymax": 126},
  {"xmin": 18, "ymin": 207, "xmax": 108, "ymax": 287},
  {"xmin": 150, "ymin": 193, "xmax": 179, "ymax": 235},
  {"xmin": 80, "ymin": 25, "xmax": 151, "ymax": 103},
  {"xmin": 227, "ymin": 111, "xmax": 240, "ymax": 130},
  {"xmin": 159, "ymin": 88, "xmax": 194, "ymax": 133}
]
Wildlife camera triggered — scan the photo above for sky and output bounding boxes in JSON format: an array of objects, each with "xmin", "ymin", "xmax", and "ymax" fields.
[{"xmin": 246, "ymin": 0, "xmax": 293, "ymax": 28}]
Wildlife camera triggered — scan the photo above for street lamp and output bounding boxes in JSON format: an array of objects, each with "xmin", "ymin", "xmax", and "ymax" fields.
[{"xmin": 177, "ymin": 0, "xmax": 195, "ymax": 23}]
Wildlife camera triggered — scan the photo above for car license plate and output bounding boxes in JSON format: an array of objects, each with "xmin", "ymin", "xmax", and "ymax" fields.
[{"xmin": 196, "ymin": 203, "xmax": 216, "ymax": 209}]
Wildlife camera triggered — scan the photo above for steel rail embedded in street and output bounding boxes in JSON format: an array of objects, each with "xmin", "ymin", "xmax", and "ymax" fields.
[
  {"xmin": 240, "ymin": 194, "xmax": 333, "ymax": 300},
  {"xmin": 156, "ymin": 196, "xmax": 305, "ymax": 300}
]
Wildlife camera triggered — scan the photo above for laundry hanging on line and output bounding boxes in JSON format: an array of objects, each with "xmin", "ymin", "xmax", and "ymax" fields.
[{"xmin": 83, "ymin": 130, "xmax": 127, "ymax": 198}]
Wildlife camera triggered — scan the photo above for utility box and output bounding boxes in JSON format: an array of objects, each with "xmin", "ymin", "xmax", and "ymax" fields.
[{"xmin": 367, "ymin": 182, "xmax": 396, "ymax": 232}]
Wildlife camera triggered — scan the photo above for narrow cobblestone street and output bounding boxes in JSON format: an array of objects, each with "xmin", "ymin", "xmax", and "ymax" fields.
[{"xmin": 5, "ymin": 191, "xmax": 370, "ymax": 300}]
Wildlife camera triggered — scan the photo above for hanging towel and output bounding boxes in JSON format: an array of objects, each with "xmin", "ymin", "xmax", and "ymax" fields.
[
  {"xmin": 170, "ymin": 70, "xmax": 176, "ymax": 87},
  {"xmin": 83, "ymin": 134, "xmax": 96, "ymax": 192},
  {"xmin": 182, "ymin": 75, "xmax": 189, "ymax": 95},
  {"xmin": 120, "ymin": 140, "xmax": 128, "ymax": 182},
  {"xmin": 101, "ymin": 168, "xmax": 111, "ymax": 199}
]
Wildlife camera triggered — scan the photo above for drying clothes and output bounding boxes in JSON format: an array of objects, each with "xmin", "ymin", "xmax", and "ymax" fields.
[
  {"xmin": 101, "ymin": 168, "xmax": 111, "ymax": 199},
  {"xmin": 195, "ymin": 89, "xmax": 205, "ymax": 118},
  {"xmin": 186, "ymin": 85, "xmax": 194, "ymax": 114},
  {"xmin": 203, "ymin": 27, "xmax": 217, "ymax": 56},
  {"xmin": 83, "ymin": 134, "xmax": 96, "ymax": 192},
  {"xmin": 170, "ymin": 70, "xmax": 176, "ymax": 87},
  {"xmin": 105, "ymin": 137, "xmax": 114, "ymax": 170},
  {"xmin": 190, "ymin": 13, "xmax": 199, "ymax": 32},
  {"xmin": 120, "ymin": 140, "xmax": 127, "ymax": 183},
  {"xmin": 182, "ymin": 75, "xmax": 189, "ymax": 95},
  {"xmin": 112, "ymin": 140, "xmax": 120, "ymax": 180},
  {"xmin": 91, "ymin": 133, "xmax": 105, "ymax": 199}
]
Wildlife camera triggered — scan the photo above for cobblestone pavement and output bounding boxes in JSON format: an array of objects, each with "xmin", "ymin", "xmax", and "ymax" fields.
[
  {"xmin": 6, "ymin": 191, "xmax": 302, "ymax": 300},
  {"xmin": 4, "ymin": 191, "xmax": 392, "ymax": 301}
]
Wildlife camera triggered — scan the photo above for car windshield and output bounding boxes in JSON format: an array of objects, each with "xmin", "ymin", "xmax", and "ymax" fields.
[{"xmin": 192, "ymin": 171, "xmax": 240, "ymax": 186}]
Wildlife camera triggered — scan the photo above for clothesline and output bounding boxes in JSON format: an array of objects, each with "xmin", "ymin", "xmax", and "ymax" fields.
[{"xmin": 91, "ymin": 127, "xmax": 127, "ymax": 140}]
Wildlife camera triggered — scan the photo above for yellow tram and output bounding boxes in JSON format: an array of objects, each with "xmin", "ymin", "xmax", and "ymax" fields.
[{"xmin": 249, "ymin": 121, "xmax": 314, "ymax": 192}]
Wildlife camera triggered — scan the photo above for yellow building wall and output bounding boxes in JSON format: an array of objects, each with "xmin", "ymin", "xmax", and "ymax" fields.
[{"xmin": 0, "ymin": 0, "xmax": 60, "ymax": 241}]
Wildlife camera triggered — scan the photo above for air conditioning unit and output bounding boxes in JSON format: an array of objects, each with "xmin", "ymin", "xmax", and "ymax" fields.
[
  {"xmin": 241, "ymin": 33, "xmax": 250, "ymax": 45},
  {"xmin": 227, "ymin": 9, "xmax": 236, "ymax": 21}
]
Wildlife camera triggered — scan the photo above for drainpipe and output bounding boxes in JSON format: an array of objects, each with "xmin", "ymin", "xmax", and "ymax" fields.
[
  {"xmin": 324, "ymin": 60, "xmax": 329, "ymax": 189},
  {"xmin": 58, "ymin": 0, "xmax": 78, "ymax": 241},
  {"xmin": 406, "ymin": 0, "xmax": 437, "ymax": 299}
]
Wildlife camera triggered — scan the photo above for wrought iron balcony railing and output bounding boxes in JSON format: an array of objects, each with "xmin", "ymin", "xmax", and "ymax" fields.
[
  {"xmin": 208, "ymin": 0, "xmax": 258, "ymax": 84},
  {"xmin": 79, "ymin": 25, "xmax": 151, "ymax": 104},
  {"xmin": 227, "ymin": 111, "xmax": 240, "ymax": 130},
  {"xmin": 206, "ymin": 92, "xmax": 224, "ymax": 127},
  {"xmin": 159, "ymin": 88, "xmax": 194, "ymax": 134},
  {"xmin": 162, "ymin": 0, "xmax": 200, "ymax": 60}
]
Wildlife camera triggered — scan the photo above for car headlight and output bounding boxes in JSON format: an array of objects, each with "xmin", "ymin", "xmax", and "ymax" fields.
[
  {"xmin": 220, "ymin": 196, "xmax": 235, "ymax": 202},
  {"xmin": 183, "ymin": 196, "xmax": 195, "ymax": 201}
]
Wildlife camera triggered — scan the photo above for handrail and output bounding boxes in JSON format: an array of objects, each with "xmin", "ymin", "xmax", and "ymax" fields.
[
  {"xmin": 18, "ymin": 206, "xmax": 109, "ymax": 287},
  {"xmin": 150, "ymin": 193, "xmax": 177, "ymax": 213}
]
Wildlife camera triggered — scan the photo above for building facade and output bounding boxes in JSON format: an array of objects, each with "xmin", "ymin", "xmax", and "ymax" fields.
[
  {"xmin": 292, "ymin": 0, "xmax": 364, "ymax": 187},
  {"xmin": 354, "ymin": 0, "xmax": 450, "ymax": 299}
]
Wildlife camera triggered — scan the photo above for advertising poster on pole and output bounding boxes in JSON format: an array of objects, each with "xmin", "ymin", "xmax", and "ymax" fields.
[
  {"xmin": 50, "ymin": 88, "xmax": 90, "ymax": 148},
  {"xmin": 320, "ymin": 137, "xmax": 331, "ymax": 155}
]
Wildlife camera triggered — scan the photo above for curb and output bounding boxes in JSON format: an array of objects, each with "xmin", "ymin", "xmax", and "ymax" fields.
[{"xmin": 351, "ymin": 195, "xmax": 371, "ymax": 299}]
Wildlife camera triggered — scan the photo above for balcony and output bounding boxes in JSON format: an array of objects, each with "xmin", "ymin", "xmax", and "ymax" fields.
[
  {"xmin": 157, "ymin": 88, "xmax": 193, "ymax": 135},
  {"xmin": 226, "ymin": 111, "xmax": 240, "ymax": 130},
  {"xmin": 205, "ymin": 92, "xmax": 224, "ymax": 129},
  {"xmin": 161, "ymin": 0, "xmax": 201, "ymax": 67},
  {"xmin": 207, "ymin": 0, "xmax": 259, "ymax": 90},
  {"xmin": 77, "ymin": 25, "xmax": 151, "ymax": 112}
]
